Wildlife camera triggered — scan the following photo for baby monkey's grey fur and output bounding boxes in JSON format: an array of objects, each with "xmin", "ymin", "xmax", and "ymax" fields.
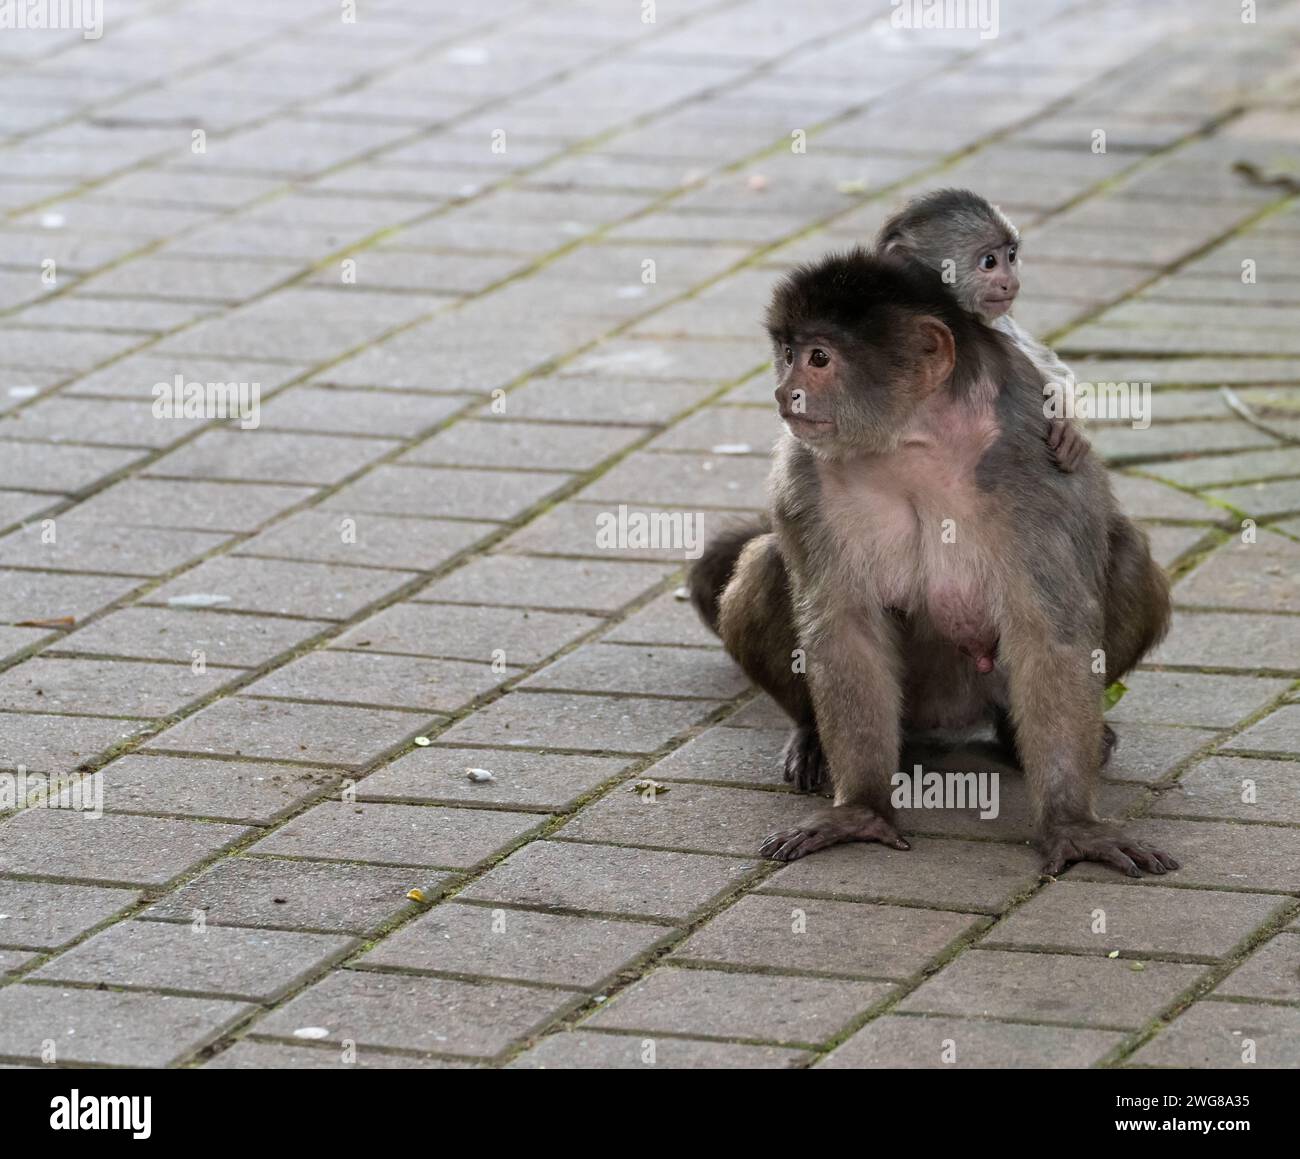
[
  {"xmin": 690, "ymin": 248, "xmax": 1174, "ymax": 878},
  {"xmin": 877, "ymin": 188, "xmax": 1088, "ymax": 471}
]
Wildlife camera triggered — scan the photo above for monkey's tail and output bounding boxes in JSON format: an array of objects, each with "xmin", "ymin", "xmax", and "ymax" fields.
[
  {"xmin": 1104, "ymin": 516, "xmax": 1172, "ymax": 681},
  {"xmin": 688, "ymin": 515, "xmax": 771, "ymax": 634}
]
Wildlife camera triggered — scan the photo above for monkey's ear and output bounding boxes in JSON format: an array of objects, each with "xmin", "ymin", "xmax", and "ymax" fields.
[{"xmin": 913, "ymin": 317, "xmax": 955, "ymax": 394}]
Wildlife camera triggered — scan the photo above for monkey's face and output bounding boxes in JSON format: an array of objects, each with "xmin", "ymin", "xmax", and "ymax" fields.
[
  {"xmin": 773, "ymin": 337, "xmax": 840, "ymax": 444},
  {"xmin": 968, "ymin": 241, "xmax": 1020, "ymax": 320},
  {"xmin": 771, "ymin": 318, "xmax": 955, "ymax": 456}
]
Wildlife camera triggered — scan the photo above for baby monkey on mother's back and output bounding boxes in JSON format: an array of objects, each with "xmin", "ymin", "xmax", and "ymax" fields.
[{"xmin": 689, "ymin": 246, "xmax": 1175, "ymax": 877}]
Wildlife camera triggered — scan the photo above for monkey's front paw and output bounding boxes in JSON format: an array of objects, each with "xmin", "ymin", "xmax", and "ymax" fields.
[
  {"xmin": 1046, "ymin": 420, "xmax": 1089, "ymax": 473},
  {"xmin": 1039, "ymin": 820, "xmax": 1178, "ymax": 878},
  {"xmin": 760, "ymin": 806, "xmax": 910, "ymax": 862},
  {"xmin": 782, "ymin": 724, "xmax": 827, "ymax": 792}
]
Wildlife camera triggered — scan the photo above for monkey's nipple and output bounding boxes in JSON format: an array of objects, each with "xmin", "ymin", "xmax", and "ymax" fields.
[{"xmin": 975, "ymin": 654, "xmax": 995, "ymax": 675}]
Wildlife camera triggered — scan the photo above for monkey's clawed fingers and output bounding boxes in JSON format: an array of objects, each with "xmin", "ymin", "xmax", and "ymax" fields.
[
  {"xmin": 781, "ymin": 725, "xmax": 828, "ymax": 792},
  {"xmin": 1039, "ymin": 821, "xmax": 1179, "ymax": 879},
  {"xmin": 760, "ymin": 807, "xmax": 910, "ymax": 862},
  {"xmin": 1046, "ymin": 420, "xmax": 1090, "ymax": 473}
]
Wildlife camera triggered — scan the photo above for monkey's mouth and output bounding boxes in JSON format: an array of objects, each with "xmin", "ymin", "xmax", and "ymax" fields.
[
  {"xmin": 780, "ymin": 412, "xmax": 834, "ymax": 439},
  {"xmin": 981, "ymin": 296, "xmax": 1015, "ymax": 316}
]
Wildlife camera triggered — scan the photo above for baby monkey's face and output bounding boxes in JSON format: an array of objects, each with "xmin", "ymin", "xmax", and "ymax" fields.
[{"xmin": 969, "ymin": 240, "xmax": 1020, "ymax": 320}]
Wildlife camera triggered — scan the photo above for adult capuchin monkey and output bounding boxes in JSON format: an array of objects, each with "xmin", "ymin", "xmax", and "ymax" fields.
[
  {"xmin": 876, "ymin": 188, "xmax": 1090, "ymax": 472},
  {"xmin": 688, "ymin": 248, "xmax": 1175, "ymax": 877}
]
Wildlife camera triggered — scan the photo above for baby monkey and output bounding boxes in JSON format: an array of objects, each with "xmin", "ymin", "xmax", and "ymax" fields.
[{"xmin": 877, "ymin": 189, "xmax": 1088, "ymax": 471}]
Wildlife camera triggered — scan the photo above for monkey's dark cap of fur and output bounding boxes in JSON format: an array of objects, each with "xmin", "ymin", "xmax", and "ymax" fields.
[
  {"xmin": 766, "ymin": 246, "xmax": 958, "ymax": 339},
  {"xmin": 877, "ymin": 187, "xmax": 1019, "ymax": 250}
]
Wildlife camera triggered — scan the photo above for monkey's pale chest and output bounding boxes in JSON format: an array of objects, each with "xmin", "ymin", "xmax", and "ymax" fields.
[{"xmin": 821, "ymin": 452, "xmax": 1001, "ymax": 661}]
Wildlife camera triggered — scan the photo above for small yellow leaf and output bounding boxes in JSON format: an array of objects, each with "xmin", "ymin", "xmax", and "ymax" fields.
[{"xmin": 407, "ymin": 888, "xmax": 426, "ymax": 902}]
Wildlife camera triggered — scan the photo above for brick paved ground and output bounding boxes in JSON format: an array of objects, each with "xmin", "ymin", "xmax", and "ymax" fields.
[{"xmin": 0, "ymin": 0, "xmax": 1297, "ymax": 1069}]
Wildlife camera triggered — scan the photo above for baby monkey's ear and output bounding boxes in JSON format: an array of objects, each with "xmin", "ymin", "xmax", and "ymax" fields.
[{"xmin": 912, "ymin": 316, "xmax": 955, "ymax": 395}]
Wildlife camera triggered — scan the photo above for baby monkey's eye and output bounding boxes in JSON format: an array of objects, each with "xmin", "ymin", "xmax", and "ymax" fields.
[
  {"xmin": 809, "ymin": 349, "xmax": 829, "ymax": 368},
  {"xmin": 980, "ymin": 253, "xmax": 998, "ymax": 271},
  {"xmin": 783, "ymin": 347, "xmax": 794, "ymax": 366},
  {"xmin": 1007, "ymin": 247, "xmax": 1017, "ymax": 264}
]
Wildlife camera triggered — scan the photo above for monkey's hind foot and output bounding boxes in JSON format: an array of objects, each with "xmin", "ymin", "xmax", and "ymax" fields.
[
  {"xmin": 1038, "ymin": 819, "xmax": 1178, "ymax": 879},
  {"xmin": 782, "ymin": 724, "xmax": 827, "ymax": 792},
  {"xmin": 760, "ymin": 806, "xmax": 910, "ymax": 862}
]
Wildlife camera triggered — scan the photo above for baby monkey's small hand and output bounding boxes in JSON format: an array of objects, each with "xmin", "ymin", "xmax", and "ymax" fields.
[{"xmin": 1046, "ymin": 419, "xmax": 1090, "ymax": 473}]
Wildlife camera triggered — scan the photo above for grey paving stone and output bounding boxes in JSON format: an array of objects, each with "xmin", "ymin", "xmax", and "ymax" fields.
[
  {"xmin": 235, "ymin": 509, "xmax": 494, "ymax": 571},
  {"xmin": 460, "ymin": 839, "xmax": 757, "ymax": 922},
  {"xmin": 0, "ymin": 879, "xmax": 139, "ymax": 949},
  {"xmin": 0, "ymin": 809, "xmax": 250, "ymax": 887},
  {"xmin": 1152, "ymin": 447, "xmax": 1300, "ymax": 490},
  {"xmin": 258, "ymin": 386, "xmax": 469, "ymax": 438},
  {"xmin": 561, "ymin": 781, "xmax": 801, "ymax": 855},
  {"xmin": 145, "ymin": 429, "xmax": 398, "ymax": 487},
  {"xmin": 1092, "ymin": 420, "xmax": 1277, "ymax": 462},
  {"xmin": 509, "ymin": 1031, "xmax": 808, "ymax": 1069},
  {"xmin": 0, "ymin": 656, "xmax": 237, "ymax": 718},
  {"xmin": 898, "ymin": 949, "xmax": 1205, "ymax": 1029},
  {"xmin": 145, "ymin": 858, "xmax": 435, "ymax": 935},
  {"xmin": 1063, "ymin": 819, "xmax": 1300, "ymax": 894},
  {"xmin": 985, "ymin": 881, "xmax": 1288, "ymax": 959},
  {"xmin": 820, "ymin": 1015, "xmax": 1124, "ymax": 1069},
  {"xmin": 0, "ymin": 712, "xmax": 146, "ymax": 776},
  {"xmin": 439, "ymin": 691, "xmax": 723, "ymax": 754},
  {"xmin": 579, "ymin": 450, "xmax": 768, "ymax": 510},
  {"xmin": 32, "ymin": 921, "xmax": 355, "ymax": 1001},
  {"xmin": 241, "ymin": 650, "xmax": 504, "ymax": 713},
  {"xmin": 403, "ymin": 418, "xmax": 650, "ymax": 471},
  {"xmin": 647, "ymin": 725, "xmax": 788, "ymax": 787},
  {"xmin": 0, "ymin": 441, "xmax": 144, "ymax": 493},
  {"xmin": 1154, "ymin": 755, "xmax": 1300, "ymax": 823},
  {"xmin": 203, "ymin": 1040, "xmax": 462, "ymax": 1069},
  {"xmin": 522, "ymin": 642, "xmax": 749, "ymax": 699},
  {"xmin": 322, "ymin": 464, "xmax": 572, "ymax": 522},
  {"xmin": 1109, "ymin": 474, "xmax": 1220, "ymax": 522},
  {"xmin": 359, "ymin": 746, "xmax": 630, "ymax": 811},
  {"xmin": 0, "ymin": 568, "xmax": 142, "ymax": 625},
  {"xmin": 143, "ymin": 697, "xmax": 422, "ymax": 769},
  {"xmin": 360, "ymin": 902, "xmax": 665, "ymax": 989},
  {"xmin": 257, "ymin": 969, "xmax": 571, "ymax": 1058},
  {"xmin": 0, "ymin": 949, "xmax": 34, "ymax": 974},
  {"xmin": 648, "ymin": 406, "xmax": 783, "ymax": 453},
  {"xmin": 88, "ymin": 754, "xmax": 336, "ymax": 825},
  {"xmin": 605, "ymin": 590, "xmax": 721, "ymax": 647},
  {"xmin": 1220, "ymin": 704, "xmax": 1300, "ymax": 756},
  {"xmin": 247, "ymin": 800, "xmax": 546, "ymax": 870},
  {"xmin": 0, "ymin": 521, "xmax": 228, "ymax": 576},
  {"xmin": 414, "ymin": 555, "xmax": 672, "ymax": 613},
  {"xmin": 65, "ymin": 478, "xmax": 316, "ymax": 534},
  {"xmin": 1103, "ymin": 723, "xmax": 1217, "ymax": 783},
  {"xmin": 1127, "ymin": 1001, "xmax": 1300, "ymax": 1068},
  {"xmin": 1174, "ymin": 537, "xmax": 1300, "ymax": 612},
  {"xmin": 497, "ymin": 500, "xmax": 742, "ymax": 562},
  {"xmin": 1107, "ymin": 672, "xmax": 1290, "ymax": 728},
  {"xmin": 0, "ymin": 986, "xmax": 252, "ymax": 1067},
  {"xmin": 57, "ymin": 606, "xmax": 332, "ymax": 668},
  {"xmin": 147, "ymin": 556, "xmax": 417, "ymax": 621},
  {"xmin": 332, "ymin": 601, "xmax": 600, "ymax": 665},
  {"xmin": 762, "ymin": 837, "xmax": 1042, "ymax": 915},
  {"xmin": 80, "ymin": 254, "xmax": 304, "ymax": 302},
  {"xmin": 501, "ymin": 375, "xmax": 720, "ymax": 425},
  {"xmin": 1213, "ymin": 931, "xmax": 1300, "ymax": 1002},
  {"xmin": 586, "ymin": 966, "xmax": 893, "ymax": 1046},
  {"xmin": 1151, "ymin": 610, "xmax": 1300, "ymax": 671},
  {"xmin": 1209, "ymin": 479, "xmax": 1300, "ymax": 518},
  {"xmin": 674, "ymin": 894, "xmax": 979, "ymax": 980},
  {"xmin": 67, "ymin": 354, "xmax": 306, "ymax": 402}
]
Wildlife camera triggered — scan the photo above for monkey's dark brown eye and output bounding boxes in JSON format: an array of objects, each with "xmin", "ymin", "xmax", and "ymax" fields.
[
  {"xmin": 783, "ymin": 347, "xmax": 794, "ymax": 366},
  {"xmin": 809, "ymin": 349, "xmax": 829, "ymax": 368},
  {"xmin": 980, "ymin": 253, "xmax": 997, "ymax": 271},
  {"xmin": 1008, "ymin": 247, "xmax": 1017, "ymax": 264}
]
